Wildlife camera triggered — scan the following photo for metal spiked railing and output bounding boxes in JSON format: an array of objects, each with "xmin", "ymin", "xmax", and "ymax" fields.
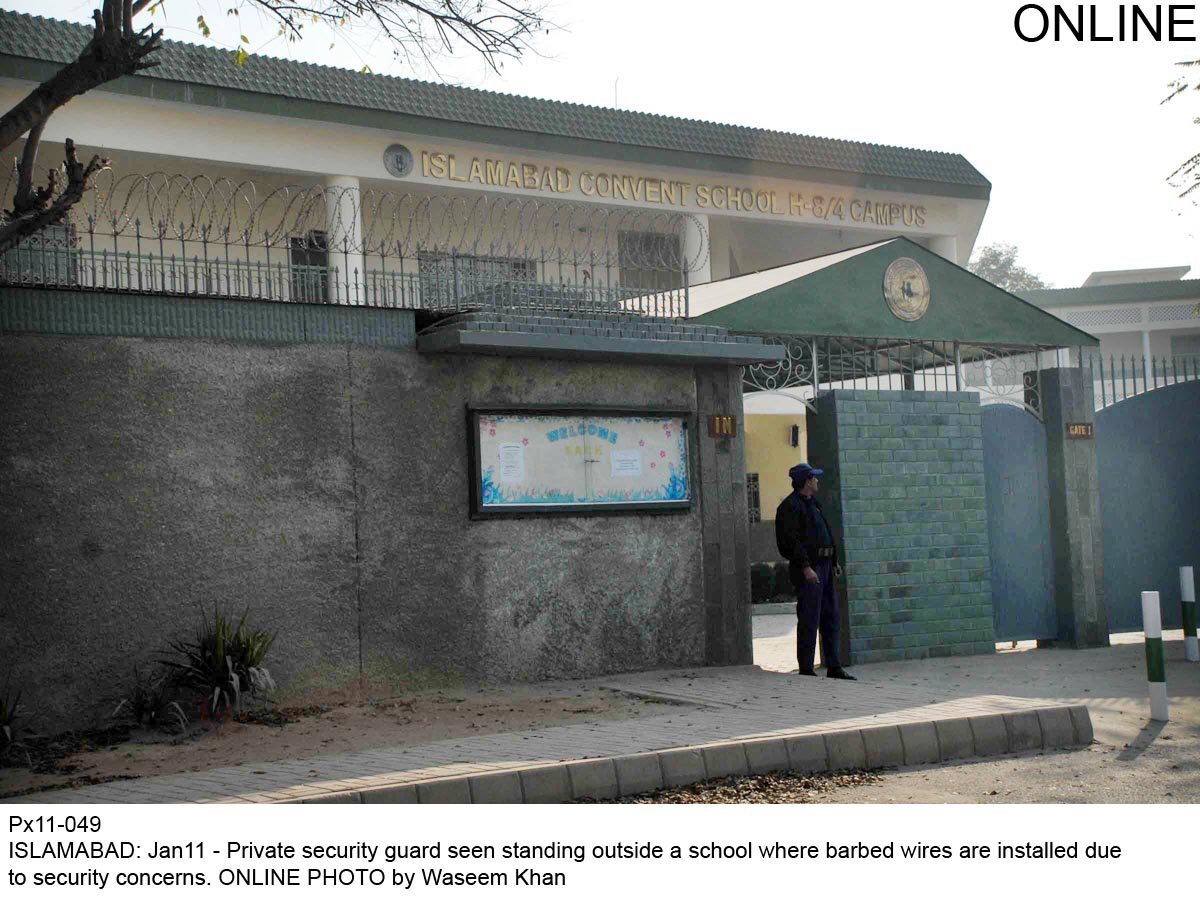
[
  {"xmin": 1085, "ymin": 353, "xmax": 1200, "ymax": 409},
  {"xmin": 0, "ymin": 172, "xmax": 706, "ymax": 319}
]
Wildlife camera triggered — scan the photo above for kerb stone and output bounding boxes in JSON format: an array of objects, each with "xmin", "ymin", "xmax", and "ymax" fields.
[
  {"xmin": 1005, "ymin": 710, "xmax": 1043, "ymax": 752},
  {"xmin": 416, "ymin": 778, "xmax": 471, "ymax": 804},
  {"xmin": 613, "ymin": 753, "xmax": 663, "ymax": 797},
  {"xmin": 468, "ymin": 772, "xmax": 523, "ymax": 804},
  {"xmin": 566, "ymin": 759, "xmax": 619, "ymax": 800},
  {"xmin": 898, "ymin": 722, "xmax": 939, "ymax": 766},
  {"xmin": 1037, "ymin": 707, "xmax": 1076, "ymax": 749},
  {"xmin": 784, "ymin": 734, "xmax": 829, "ymax": 773},
  {"xmin": 860, "ymin": 726, "xmax": 904, "ymax": 768},
  {"xmin": 1069, "ymin": 705, "xmax": 1094, "ymax": 745},
  {"xmin": 968, "ymin": 714, "xmax": 1010, "ymax": 756},
  {"xmin": 743, "ymin": 738, "xmax": 790, "ymax": 775},
  {"xmin": 519, "ymin": 766, "xmax": 572, "ymax": 804},
  {"xmin": 701, "ymin": 743, "xmax": 749, "ymax": 779},
  {"xmin": 360, "ymin": 784, "xmax": 418, "ymax": 804},
  {"xmin": 658, "ymin": 748, "xmax": 706, "ymax": 787},
  {"xmin": 825, "ymin": 730, "xmax": 867, "ymax": 770},
  {"xmin": 934, "ymin": 718, "xmax": 974, "ymax": 760}
]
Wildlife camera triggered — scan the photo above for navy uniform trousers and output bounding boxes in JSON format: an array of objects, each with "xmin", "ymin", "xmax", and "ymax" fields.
[{"xmin": 795, "ymin": 558, "xmax": 842, "ymax": 671}]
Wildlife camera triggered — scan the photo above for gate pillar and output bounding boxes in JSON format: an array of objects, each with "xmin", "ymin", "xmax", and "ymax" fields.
[
  {"xmin": 1035, "ymin": 367, "xmax": 1110, "ymax": 647},
  {"xmin": 696, "ymin": 365, "xmax": 753, "ymax": 665}
]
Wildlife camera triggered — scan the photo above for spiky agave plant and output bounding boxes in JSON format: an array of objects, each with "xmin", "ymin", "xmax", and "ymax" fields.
[
  {"xmin": 164, "ymin": 607, "xmax": 276, "ymax": 720},
  {"xmin": 0, "ymin": 679, "xmax": 21, "ymax": 753}
]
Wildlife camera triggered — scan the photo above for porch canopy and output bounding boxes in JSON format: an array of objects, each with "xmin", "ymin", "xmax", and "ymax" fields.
[
  {"xmin": 687, "ymin": 238, "xmax": 1098, "ymax": 413},
  {"xmin": 690, "ymin": 237, "xmax": 1096, "ymax": 347}
]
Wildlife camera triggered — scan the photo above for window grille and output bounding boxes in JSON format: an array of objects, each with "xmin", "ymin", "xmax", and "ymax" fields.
[
  {"xmin": 417, "ymin": 251, "xmax": 537, "ymax": 307},
  {"xmin": 1, "ymin": 223, "xmax": 78, "ymax": 285},
  {"xmin": 619, "ymin": 231, "xmax": 682, "ymax": 293},
  {"xmin": 1057, "ymin": 307, "xmax": 1142, "ymax": 327},
  {"xmin": 1150, "ymin": 304, "xmax": 1200, "ymax": 323},
  {"xmin": 289, "ymin": 230, "xmax": 328, "ymax": 302},
  {"xmin": 746, "ymin": 473, "xmax": 761, "ymax": 524}
]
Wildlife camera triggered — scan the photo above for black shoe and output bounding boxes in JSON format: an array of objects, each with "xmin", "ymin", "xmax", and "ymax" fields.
[
  {"xmin": 797, "ymin": 669, "xmax": 817, "ymax": 676},
  {"xmin": 826, "ymin": 667, "xmax": 857, "ymax": 680}
]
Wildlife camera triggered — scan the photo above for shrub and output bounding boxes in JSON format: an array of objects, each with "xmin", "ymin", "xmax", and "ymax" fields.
[
  {"xmin": 0, "ymin": 679, "xmax": 21, "ymax": 753},
  {"xmin": 750, "ymin": 563, "xmax": 775, "ymax": 603},
  {"xmin": 112, "ymin": 664, "xmax": 188, "ymax": 732},
  {"xmin": 164, "ymin": 607, "xmax": 277, "ymax": 720}
]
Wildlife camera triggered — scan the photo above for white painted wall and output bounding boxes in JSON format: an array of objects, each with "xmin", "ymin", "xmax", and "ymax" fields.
[{"xmin": 0, "ymin": 79, "xmax": 988, "ymax": 278}]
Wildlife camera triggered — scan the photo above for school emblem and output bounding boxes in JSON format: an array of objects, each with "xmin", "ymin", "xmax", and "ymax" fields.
[{"xmin": 883, "ymin": 257, "xmax": 931, "ymax": 322}]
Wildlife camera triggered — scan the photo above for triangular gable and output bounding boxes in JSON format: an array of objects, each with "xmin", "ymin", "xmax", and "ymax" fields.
[{"xmin": 691, "ymin": 237, "xmax": 1098, "ymax": 347}]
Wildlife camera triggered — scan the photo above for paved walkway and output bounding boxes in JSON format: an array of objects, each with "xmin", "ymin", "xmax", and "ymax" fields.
[{"xmin": 8, "ymin": 618, "xmax": 1151, "ymax": 805}]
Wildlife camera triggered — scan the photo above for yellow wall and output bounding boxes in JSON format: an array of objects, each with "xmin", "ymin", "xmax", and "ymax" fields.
[{"xmin": 744, "ymin": 414, "xmax": 807, "ymax": 521}]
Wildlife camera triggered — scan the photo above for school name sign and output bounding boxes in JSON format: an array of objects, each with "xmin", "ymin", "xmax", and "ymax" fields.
[{"xmin": 419, "ymin": 150, "xmax": 930, "ymax": 228}]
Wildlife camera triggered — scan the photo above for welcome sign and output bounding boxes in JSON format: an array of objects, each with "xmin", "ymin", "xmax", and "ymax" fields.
[{"xmin": 472, "ymin": 411, "xmax": 691, "ymax": 514}]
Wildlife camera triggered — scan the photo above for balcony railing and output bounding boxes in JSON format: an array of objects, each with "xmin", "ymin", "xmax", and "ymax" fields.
[
  {"xmin": 0, "ymin": 175, "xmax": 702, "ymax": 320},
  {"xmin": 0, "ymin": 243, "xmax": 687, "ymax": 319}
]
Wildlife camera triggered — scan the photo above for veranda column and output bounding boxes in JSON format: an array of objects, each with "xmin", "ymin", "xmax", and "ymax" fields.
[
  {"xmin": 1036, "ymin": 366, "xmax": 1110, "ymax": 647},
  {"xmin": 326, "ymin": 174, "xmax": 364, "ymax": 304}
]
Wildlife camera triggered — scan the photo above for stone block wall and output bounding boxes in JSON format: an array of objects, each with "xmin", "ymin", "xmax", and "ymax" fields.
[{"xmin": 806, "ymin": 389, "xmax": 995, "ymax": 665}]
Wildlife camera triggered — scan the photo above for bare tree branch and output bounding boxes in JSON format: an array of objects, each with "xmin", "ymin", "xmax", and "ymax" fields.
[
  {"xmin": 0, "ymin": 140, "xmax": 109, "ymax": 255},
  {"xmin": 0, "ymin": 1, "xmax": 549, "ymax": 255}
]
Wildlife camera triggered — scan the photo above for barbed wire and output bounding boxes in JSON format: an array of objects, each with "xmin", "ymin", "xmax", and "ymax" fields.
[{"xmin": 2, "ymin": 168, "xmax": 710, "ymax": 274}]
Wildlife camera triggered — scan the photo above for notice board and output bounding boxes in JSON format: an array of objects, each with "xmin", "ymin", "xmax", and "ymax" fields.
[{"xmin": 470, "ymin": 409, "xmax": 691, "ymax": 515}]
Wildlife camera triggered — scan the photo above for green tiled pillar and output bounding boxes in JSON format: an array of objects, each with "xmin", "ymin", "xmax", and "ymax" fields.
[{"xmin": 806, "ymin": 389, "xmax": 995, "ymax": 665}]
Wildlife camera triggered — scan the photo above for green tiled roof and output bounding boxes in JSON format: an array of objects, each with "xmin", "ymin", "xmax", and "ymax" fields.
[
  {"xmin": 0, "ymin": 9, "xmax": 990, "ymax": 192},
  {"xmin": 693, "ymin": 238, "xmax": 1097, "ymax": 347},
  {"xmin": 1019, "ymin": 280, "xmax": 1200, "ymax": 307}
]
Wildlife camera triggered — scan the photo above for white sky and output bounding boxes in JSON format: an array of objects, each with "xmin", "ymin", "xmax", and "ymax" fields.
[{"xmin": 7, "ymin": 0, "xmax": 1200, "ymax": 287}]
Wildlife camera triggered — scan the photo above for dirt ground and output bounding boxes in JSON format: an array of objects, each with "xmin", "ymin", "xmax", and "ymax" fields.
[{"xmin": 0, "ymin": 684, "xmax": 672, "ymax": 799}]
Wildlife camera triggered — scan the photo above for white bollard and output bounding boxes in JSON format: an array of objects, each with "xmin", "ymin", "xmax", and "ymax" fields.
[
  {"xmin": 1182, "ymin": 567, "xmax": 1198, "ymax": 663},
  {"xmin": 1142, "ymin": 591, "xmax": 1169, "ymax": 722}
]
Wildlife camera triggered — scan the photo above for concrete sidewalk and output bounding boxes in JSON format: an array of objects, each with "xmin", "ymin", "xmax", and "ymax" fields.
[
  {"xmin": 12, "ymin": 615, "xmax": 1164, "ymax": 804},
  {"xmin": 5, "ymin": 629, "xmax": 1148, "ymax": 806}
]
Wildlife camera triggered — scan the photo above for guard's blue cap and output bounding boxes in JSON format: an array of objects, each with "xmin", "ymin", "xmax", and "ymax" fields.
[{"xmin": 789, "ymin": 463, "xmax": 824, "ymax": 482}]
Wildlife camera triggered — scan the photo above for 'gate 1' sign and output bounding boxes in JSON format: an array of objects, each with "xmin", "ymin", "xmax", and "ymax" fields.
[
  {"xmin": 1066, "ymin": 422, "xmax": 1094, "ymax": 439},
  {"xmin": 708, "ymin": 415, "xmax": 737, "ymax": 438}
]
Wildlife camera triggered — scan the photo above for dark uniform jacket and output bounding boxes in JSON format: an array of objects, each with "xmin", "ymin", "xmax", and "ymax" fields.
[{"xmin": 774, "ymin": 493, "xmax": 839, "ymax": 572}]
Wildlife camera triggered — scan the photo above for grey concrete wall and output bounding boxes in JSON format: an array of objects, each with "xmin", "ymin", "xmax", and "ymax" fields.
[
  {"xmin": 0, "ymin": 333, "xmax": 705, "ymax": 731},
  {"xmin": 807, "ymin": 390, "xmax": 995, "ymax": 665},
  {"xmin": 1096, "ymin": 379, "xmax": 1200, "ymax": 631}
]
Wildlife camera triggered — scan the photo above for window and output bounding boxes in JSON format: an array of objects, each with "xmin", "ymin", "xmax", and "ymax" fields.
[
  {"xmin": 746, "ymin": 473, "xmax": 761, "ymax": 524},
  {"xmin": 618, "ymin": 231, "xmax": 682, "ymax": 293},
  {"xmin": 1, "ymin": 223, "xmax": 78, "ymax": 285},
  {"xmin": 289, "ymin": 230, "xmax": 328, "ymax": 302}
]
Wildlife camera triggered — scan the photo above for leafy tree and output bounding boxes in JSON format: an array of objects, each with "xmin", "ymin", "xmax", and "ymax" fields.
[
  {"xmin": 1163, "ymin": 59, "xmax": 1200, "ymax": 199},
  {"xmin": 0, "ymin": 0, "xmax": 549, "ymax": 254},
  {"xmin": 1161, "ymin": 62, "xmax": 1200, "ymax": 315},
  {"xmin": 967, "ymin": 242, "xmax": 1050, "ymax": 291}
]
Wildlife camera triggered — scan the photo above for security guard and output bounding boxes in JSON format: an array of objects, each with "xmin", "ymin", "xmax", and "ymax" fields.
[{"xmin": 775, "ymin": 462, "xmax": 856, "ymax": 680}]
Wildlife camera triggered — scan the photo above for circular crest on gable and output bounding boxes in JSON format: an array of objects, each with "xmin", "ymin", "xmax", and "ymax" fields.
[
  {"xmin": 383, "ymin": 144, "xmax": 414, "ymax": 179},
  {"xmin": 883, "ymin": 257, "xmax": 931, "ymax": 322}
]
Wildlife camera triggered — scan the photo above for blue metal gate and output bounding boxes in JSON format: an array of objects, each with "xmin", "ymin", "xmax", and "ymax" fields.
[
  {"xmin": 1096, "ymin": 381, "xmax": 1200, "ymax": 631},
  {"xmin": 983, "ymin": 405, "xmax": 1056, "ymax": 641}
]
